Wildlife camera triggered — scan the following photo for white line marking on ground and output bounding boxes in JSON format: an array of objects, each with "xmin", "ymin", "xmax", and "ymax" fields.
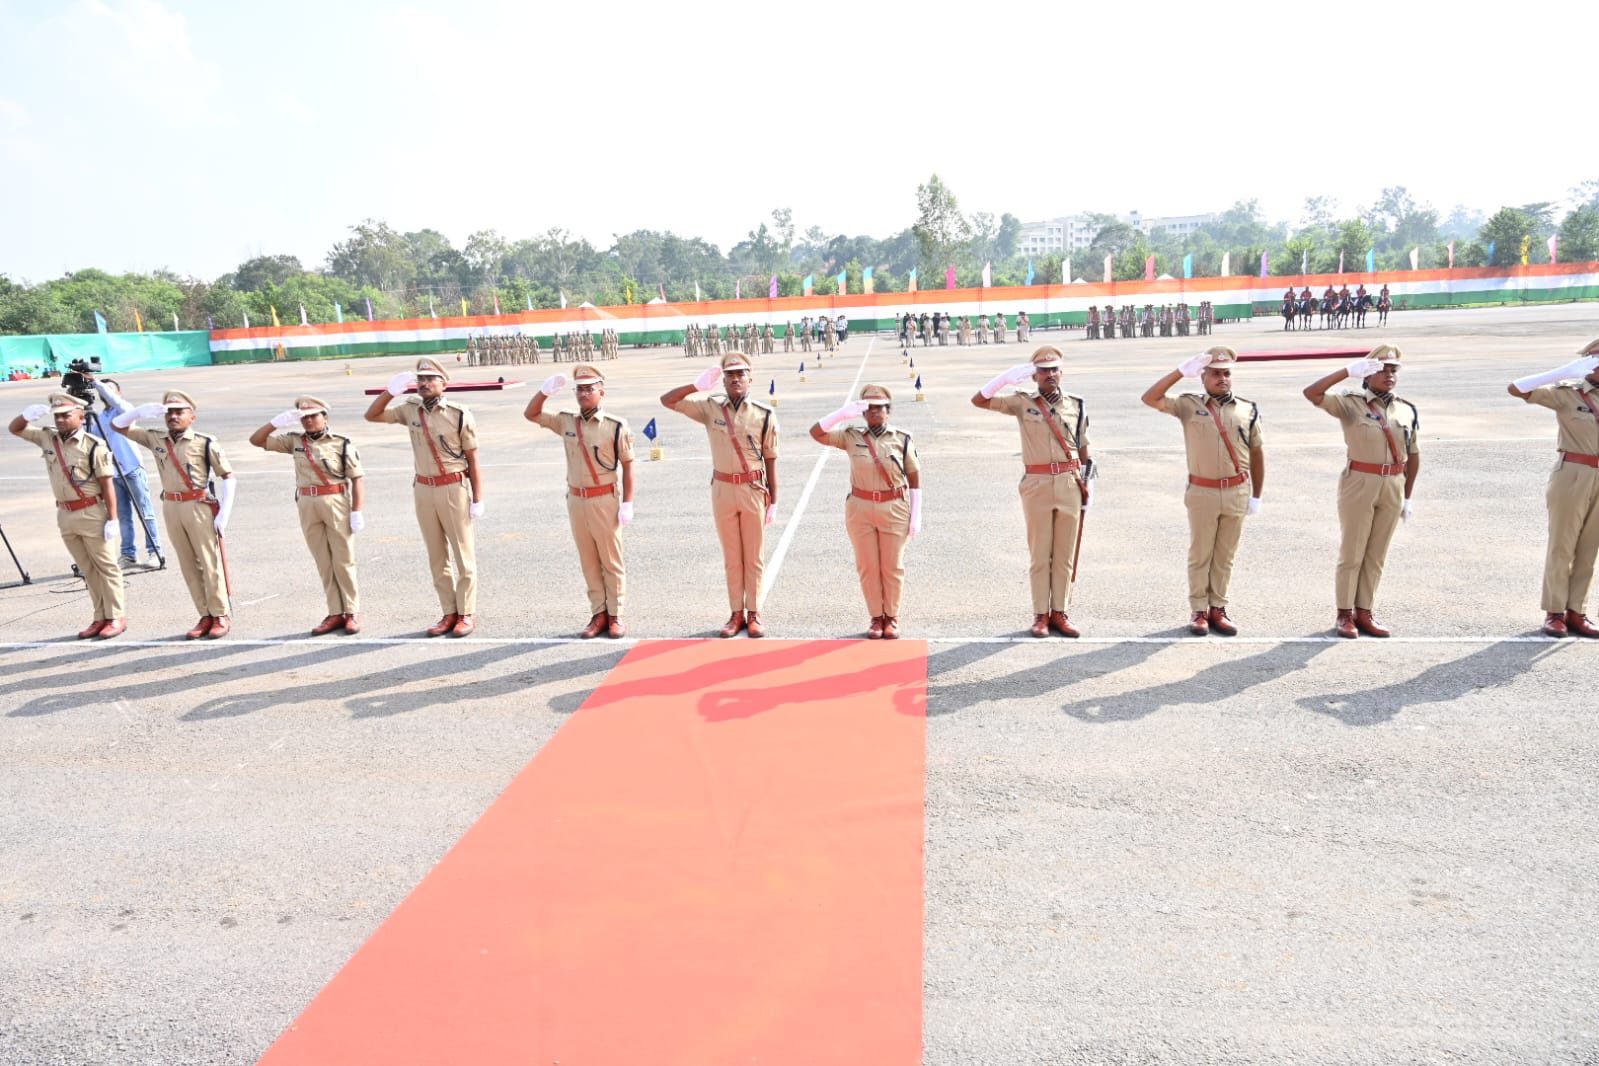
[
  {"xmin": 760, "ymin": 340, "xmax": 875, "ymax": 600},
  {"xmin": 238, "ymin": 593, "xmax": 281, "ymax": 607}
]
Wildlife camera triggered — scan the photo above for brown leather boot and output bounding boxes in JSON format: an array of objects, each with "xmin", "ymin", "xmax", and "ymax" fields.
[
  {"xmin": 185, "ymin": 616, "xmax": 214, "ymax": 640},
  {"xmin": 206, "ymin": 615, "xmax": 231, "ymax": 639},
  {"xmin": 1544, "ymin": 612, "xmax": 1571, "ymax": 637},
  {"xmin": 78, "ymin": 620, "xmax": 106, "ymax": 639},
  {"xmin": 579, "ymin": 612, "xmax": 609, "ymax": 639},
  {"xmin": 449, "ymin": 614, "xmax": 476, "ymax": 637},
  {"xmin": 426, "ymin": 613, "xmax": 460, "ymax": 637},
  {"xmin": 745, "ymin": 612, "xmax": 766, "ymax": 638},
  {"xmin": 867, "ymin": 616, "xmax": 885, "ymax": 640},
  {"xmin": 1353, "ymin": 608, "xmax": 1390, "ymax": 638},
  {"xmin": 1188, "ymin": 611, "xmax": 1209, "ymax": 636},
  {"xmin": 881, "ymin": 616, "xmax": 900, "ymax": 640},
  {"xmin": 606, "ymin": 616, "xmax": 627, "ymax": 638},
  {"xmin": 1207, "ymin": 606, "xmax": 1238, "ymax": 636},
  {"xmin": 1335, "ymin": 609, "xmax": 1358, "ymax": 639},
  {"xmin": 311, "ymin": 614, "xmax": 346, "ymax": 636},
  {"xmin": 1564, "ymin": 611, "xmax": 1599, "ymax": 638},
  {"xmin": 1049, "ymin": 611, "xmax": 1080, "ymax": 638},
  {"xmin": 1030, "ymin": 614, "xmax": 1049, "ymax": 638},
  {"xmin": 718, "ymin": 611, "xmax": 746, "ymax": 638},
  {"xmin": 342, "ymin": 613, "xmax": 361, "ymax": 634},
  {"xmin": 96, "ymin": 618, "xmax": 127, "ymax": 639}
]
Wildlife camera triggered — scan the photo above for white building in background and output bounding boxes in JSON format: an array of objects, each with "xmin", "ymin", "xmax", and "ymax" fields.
[{"xmin": 1018, "ymin": 211, "xmax": 1219, "ymax": 255}]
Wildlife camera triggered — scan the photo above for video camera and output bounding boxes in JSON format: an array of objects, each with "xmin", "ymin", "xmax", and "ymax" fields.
[{"xmin": 60, "ymin": 357, "xmax": 103, "ymax": 404}]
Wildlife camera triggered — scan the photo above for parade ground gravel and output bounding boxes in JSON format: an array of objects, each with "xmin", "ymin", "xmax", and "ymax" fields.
[{"xmin": 2, "ymin": 302, "xmax": 1597, "ymax": 1064}]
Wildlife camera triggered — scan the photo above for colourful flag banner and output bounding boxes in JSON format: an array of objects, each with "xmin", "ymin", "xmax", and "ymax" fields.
[
  {"xmin": 642, "ymin": 417, "xmax": 658, "ymax": 441},
  {"xmin": 1409, "ymin": 247, "xmax": 1419, "ymax": 270},
  {"xmin": 1025, "ymin": 260, "xmax": 1035, "ymax": 285},
  {"xmin": 945, "ymin": 266, "xmax": 956, "ymax": 290},
  {"xmin": 803, "ymin": 274, "xmax": 814, "ymax": 296},
  {"xmin": 172, "ymin": 312, "xmax": 179, "ymax": 331},
  {"xmin": 863, "ymin": 267, "xmax": 874, "ymax": 294},
  {"xmin": 837, "ymin": 270, "xmax": 847, "ymax": 293},
  {"xmin": 1102, "ymin": 255, "xmax": 1112, "ymax": 283},
  {"xmin": 270, "ymin": 305, "xmax": 280, "ymax": 327},
  {"xmin": 1221, "ymin": 252, "xmax": 1230, "ymax": 276},
  {"xmin": 461, "ymin": 297, "xmax": 469, "ymax": 317},
  {"xmin": 1259, "ymin": 251, "xmax": 1269, "ymax": 278},
  {"xmin": 1144, "ymin": 256, "xmax": 1155, "ymax": 281},
  {"xmin": 559, "ymin": 290, "xmax": 568, "ymax": 310},
  {"xmin": 906, "ymin": 268, "xmax": 916, "ymax": 293},
  {"xmin": 1520, "ymin": 235, "xmax": 1531, "ymax": 265},
  {"xmin": 769, "ymin": 275, "xmax": 778, "ymax": 298},
  {"xmin": 981, "ymin": 261, "xmax": 991, "ymax": 288},
  {"xmin": 526, "ymin": 294, "xmax": 533, "ymax": 311},
  {"xmin": 1487, "ymin": 240, "xmax": 1496, "ymax": 263},
  {"xmin": 626, "ymin": 283, "xmax": 635, "ymax": 304},
  {"xmin": 299, "ymin": 304, "xmax": 308, "ymax": 326},
  {"xmin": 93, "ymin": 311, "xmax": 107, "ymax": 334},
  {"xmin": 1182, "ymin": 254, "xmax": 1192, "ymax": 279},
  {"xmin": 365, "ymin": 297, "xmax": 374, "ymax": 322},
  {"xmin": 1447, "ymin": 242, "xmax": 1456, "ymax": 268},
  {"xmin": 335, "ymin": 302, "xmax": 344, "ymax": 323},
  {"xmin": 1365, "ymin": 248, "xmax": 1375, "ymax": 273},
  {"xmin": 1548, "ymin": 235, "xmax": 1558, "ymax": 263},
  {"xmin": 243, "ymin": 310, "xmax": 250, "ymax": 328}
]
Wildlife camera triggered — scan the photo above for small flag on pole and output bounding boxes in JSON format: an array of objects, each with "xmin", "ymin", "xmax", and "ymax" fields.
[
  {"xmin": 1447, "ymin": 241, "xmax": 1456, "ymax": 269},
  {"xmin": 907, "ymin": 268, "xmax": 917, "ymax": 293},
  {"xmin": 172, "ymin": 311, "xmax": 179, "ymax": 331},
  {"xmin": 427, "ymin": 295, "xmax": 434, "ymax": 319},
  {"xmin": 93, "ymin": 311, "xmax": 107, "ymax": 334},
  {"xmin": 642, "ymin": 418, "xmax": 658, "ymax": 441},
  {"xmin": 1409, "ymin": 247, "xmax": 1420, "ymax": 270},
  {"xmin": 735, "ymin": 279, "xmax": 741, "ymax": 299},
  {"xmin": 660, "ymin": 282, "xmax": 667, "ymax": 302},
  {"xmin": 945, "ymin": 266, "xmax": 956, "ymax": 290},
  {"xmin": 206, "ymin": 314, "xmax": 214, "ymax": 330},
  {"xmin": 1487, "ymin": 240, "xmax": 1496, "ymax": 263},
  {"xmin": 526, "ymin": 293, "xmax": 533, "ymax": 311},
  {"xmin": 1144, "ymin": 256, "xmax": 1155, "ymax": 281},
  {"xmin": 559, "ymin": 290, "xmax": 568, "ymax": 310},
  {"xmin": 493, "ymin": 293, "xmax": 502, "ymax": 316},
  {"xmin": 1339, "ymin": 250, "xmax": 1345, "ymax": 274},
  {"xmin": 694, "ymin": 281, "xmax": 701, "ymax": 301},
  {"xmin": 243, "ymin": 310, "xmax": 250, "ymax": 328},
  {"xmin": 270, "ymin": 305, "xmax": 280, "ymax": 327},
  {"xmin": 1520, "ymin": 235, "xmax": 1531, "ymax": 265},
  {"xmin": 461, "ymin": 297, "xmax": 469, "ymax": 317},
  {"xmin": 769, "ymin": 275, "xmax": 778, "ymax": 298},
  {"xmin": 1548, "ymin": 235, "xmax": 1558, "ymax": 263},
  {"xmin": 1182, "ymin": 254, "xmax": 1192, "ymax": 279},
  {"xmin": 335, "ymin": 301, "xmax": 344, "ymax": 323},
  {"xmin": 768, "ymin": 379, "xmax": 775, "ymax": 397},
  {"xmin": 836, "ymin": 270, "xmax": 847, "ymax": 293},
  {"xmin": 863, "ymin": 267, "xmax": 874, "ymax": 294},
  {"xmin": 1366, "ymin": 248, "xmax": 1375, "ymax": 273},
  {"xmin": 1221, "ymin": 252, "xmax": 1230, "ymax": 276},
  {"xmin": 914, "ymin": 374, "xmax": 922, "ymax": 389},
  {"xmin": 803, "ymin": 274, "xmax": 814, "ymax": 296},
  {"xmin": 134, "ymin": 309, "xmax": 144, "ymax": 332},
  {"xmin": 365, "ymin": 297, "xmax": 374, "ymax": 321},
  {"xmin": 1102, "ymin": 255, "xmax": 1112, "ymax": 283},
  {"xmin": 1259, "ymin": 252, "xmax": 1269, "ymax": 278},
  {"xmin": 1025, "ymin": 259, "xmax": 1035, "ymax": 285},
  {"xmin": 1301, "ymin": 249, "xmax": 1308, "ymax": 274},
  {"xmin": 299, "ymin": 304, "xmax": 308, "ymax": 326},
  {"xmin": 981, "ymin": 261, "xmax": 992, "ymax": 288}
]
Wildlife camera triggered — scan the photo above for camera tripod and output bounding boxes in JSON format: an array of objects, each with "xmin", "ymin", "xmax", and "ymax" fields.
[{"xmin": 0, "ymin": 520, "xmax": 30, "ymax": 587}]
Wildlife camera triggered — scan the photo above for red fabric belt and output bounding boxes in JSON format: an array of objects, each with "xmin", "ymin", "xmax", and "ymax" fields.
[
  {"xmin": 851, "ymin": 487, "xmax": 906, "ymax": 502},
  {"xmin": 297, "ymin": 483, "xmax": 347, "ymax": 497},
  {"xmin": 1348, "ymin": 460, "xmax": 1405, "ymax": 476},
  {"xmin": 714, "ymin": 470, "xmax": 763, "ymax": 485},
  {"xmin": 57, "ymin": 496, "xmax": 101, "ymax": 511},
  {"xmin": 1188, "ymin": 473, "xmax": 1250, "ymax": 489},
  {"xmin": 1561, "ymin": 451, "xmax": 1599, "ymax": 468},
  {"xmin": 1023, "ymin": 461, "xmax": 1081, "ymax": 475},
  {"xmin": 569, "ymin": 484, "xmax": 616, "ymax": 498},
  {"xmin": 161, "ymin": 489, "xmax": 208, "ymax": 502},
  {"xmin": 415, "ymin": 473, "xmax": 464, "ymax": 487}
]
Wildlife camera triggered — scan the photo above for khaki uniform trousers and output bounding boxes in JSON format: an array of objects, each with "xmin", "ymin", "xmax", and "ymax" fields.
[
  {"xmin": 164, "ymin": 498, "xmax": 229, "ymax": 617},
  {"xmin": 413, "ymin": 480, "xmax": 476, "ymax": 615},
  {"xmin": 58, "ymin": 499, "xmax": 125, "ymax": 620},
  {"xmin": 1019, "ymin": 473, "xmax": 1083, "ymax": 613},
  {"xmin": 845, "ymin": 495, "xmax": 910, "ymax": 618},
  {"xmin": 1335, "ymin": 469, "xmax": 1403, "ymax": 610},
  {"xmin": 1185, "ymin": 484, "xmax": 1249, "ymax": 612},
  {"xmin": 567, "ymin": 489, "xmax": 625, "ymax": 615},
  {"xmin": 711, "ymin": 479, "xmax": 766, "ymax": 612},
  {"xmin": 1542, "ymin": 460, "xmax": 1599, "ymax": 613},
  {"xmin": 298, "ymin": 492, "xmax": 358, "ymax": 614}
]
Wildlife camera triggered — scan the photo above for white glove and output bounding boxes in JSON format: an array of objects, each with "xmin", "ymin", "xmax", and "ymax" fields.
[
  {"xmin": 693, "ymin": 364, "xmax": 724, "ymax": 392},
  {"xmin": 818, "ymin": 400, "xmax": 870, "ymax": 431},
  {"xmin": 909, "ymin": 488, "xmax": 922, "ymax": 537},
  {"xmin": 1081, "ymin": 480, "xmax": 1094, "ymax": 511},
  {"xmin": 1513, "ymin": 356, "xmax": 1599, "ymax": 393},
  {"xmin": 113, "ymin": 401, "xmax": 165, "ymax": 428},
  {"xmin": 386, "ymin": 370, "xmax": 416, "ymax": 397},
  {"xmin": 980, "ymin": 364, "xmax": 1035, "ymax": 399},
  {"xmin": 1247, "ymin": 497, "xmax": 1262, "ymax": 516},
  {"xmin": 349, "ymin": 511, "xmax": 365, "ymax": 534},
  {"xmin": 1344, "ymin": 357, "xmax": 1384, "ymax": 379},
  {"xmin": 469, "ymin": 500, "xmax": 485, "ymax": 520},
  {"xmin": 618, "ymin": 501, "xmax": 634, "ymax": 526},
  {"xmin": 20, "ymin": 403, "xmax": 48, "ymax": 422},
  {"xmin": 213, "ymin": 477, "xmax": 235, "ymax": 534},
  {"xmin": 764, "ymin": 503, "xmax": 777, "ymax": 527},
  {"xmin": 270, "ymin": 409, "xmax": 302, "ymax": 429},
  {"xmin": 1402, "ymin": 499, "xmax": 1414, "ymax": 522},
  {"xmin": 103, "ymin": 520, "xmax": 117, "ymax": 541},
  {"xmin": 540, "ymin": 373, "xmax": 568, "ymax": 396},
  {"xmin": 1177, "ymin": 352, "xmax": 1212, "ymax": 377}
]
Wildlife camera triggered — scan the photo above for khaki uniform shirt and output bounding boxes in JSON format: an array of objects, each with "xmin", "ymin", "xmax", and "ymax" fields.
[
  {"xmin": 21, "ymin": 427, "xmax": 112, "ymax": 503},
  {"xmin": 1523, "ymin": 383, "xmax": 1599, "ymax": 455},
  {"xmin": 820, "ymin": 426, "xmax": 920, "ymax": 491},
  {"xmin": 376, "ymin": 397, "xmax": 478, "ymax": 476},
  {"xmin": 262, "ymin": 430, "xmax": 365, "ymax": 488},
  {"xmin": 1159, "ymin": 392, "xmax": 1263, "ymax": 479},
  {"xmin": 1317, "ymin": 388, "xmax": 1420, "ymax": 463},
  {"xmin": 126, "ymin": 426, "xmax": 234, "ymax": 493},
  {"xmin": 988, "ymin": 391, "xmax": 1091, "ymax": 465},
  {"xmin": 670, "ymin": 396, "xmax": 779, "ymax": 476},
  {"xmin": 532, "ymin": 409, "xmax": 635, "ymax": 489}
]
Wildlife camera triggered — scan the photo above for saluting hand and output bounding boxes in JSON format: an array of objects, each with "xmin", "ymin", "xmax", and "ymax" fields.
[
  {"xmin": 1177, "ymin": 352, "xmax": 1212, "ymax": 377},
  {"xmin": 386, "ymin": 370, "xmax": 416, "ymax": 397},
  {"xmin": 270, "ymin": 410, "xmax": 302, "ymax": 429},
  {"xmin": 540, "ymin": 373, "xmax": 568, "ymax": 396},
  {"xmin": 1343, "ymin": 357, "xmax": 1384, "ymax": 379},
  {"xmin": 20, "ymin": 404, "xmax": 48, "ymax": 422},
  {"xmin": 693, "ymin": 364, "xmax": 724, "ymax": 392}
]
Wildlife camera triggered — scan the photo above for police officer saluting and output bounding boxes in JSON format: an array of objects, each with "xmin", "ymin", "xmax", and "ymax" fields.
[
  {"xmin": 249, "ymin": 396, "xmax": 366, "ymax": 635},
  {"xmin": 1506, "ymin": 339, "xmax": 1599, "ymax": 637},
  {"xmin": 1141, "ymin": 346, "xmax": 1265, "ymax": 634},
  {"xmin": 8, "ymin": 393, "xmax": 127, "ymax": 638},
  {"xmin": 365, "ymin": 358, "xmax": 484, "ymax": 637},
  {"xmin": 1303, "ymin": 345, "xmax": 1420, "ymax": 638},
  {"xmin": 525, "ymin": 363, "xmax": 636, "ymax": 638},
  {"xmin": 113, "ymin": 390, "xmax": 236, "ymax": 639}
]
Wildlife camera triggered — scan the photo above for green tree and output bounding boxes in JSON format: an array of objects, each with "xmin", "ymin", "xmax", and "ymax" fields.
[
  {"xmin": 1479, "ymin": 207, "xmax": 1535, "ymax": 266},
  {"xmin": 231, "ymin": 255, "xmax": 303, "ymax": 292},
  {"xmin": 1558, "ymin": 205, "xmax": 1599, "ymax": 262},
  {"xmin": 326, "ymin": 219, "xmax": 416, "ymax": 290},
  {"xmin": 912, "ymin": 174, "xmax": 970, "ymax": 272}
]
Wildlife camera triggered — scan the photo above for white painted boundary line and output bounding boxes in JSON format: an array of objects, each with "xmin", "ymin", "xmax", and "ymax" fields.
[{"xmin": 759, "ymin": 339, "xmax": 875, "ymax": 600}]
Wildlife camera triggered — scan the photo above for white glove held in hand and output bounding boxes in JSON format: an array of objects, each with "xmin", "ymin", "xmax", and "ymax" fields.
[
  {"xmin": 213, "ymin": 478, "xmax": 235, "ymax": 534},
  {"xmin": 270, "ymin": 409, "xmax": 303, "ymax": 429},
  {"xmin": 469, "ymin": 501, "xmax": 485, "ymax": 520},
  {"xmin": 1177, "ymin": 352, "xmax": 1212, "ymax": 377},
  {"xmin": 980, "ymin": 364, "xmax": 1036, "ymax": 399},
  {"xmin": 540, "ymin": 373, "xmax": 568, "ymax": 396},
  {"xmin": 103, "ymin": 520, "xmax": 117, "ymax": 541},
  {"xmin": 764, "ymin": 503, "xmax": 777, "ymax": 527},
  {"xmin": 386, "ymin": 370, "xmax": 416, "ymax": 397},
  {"xmin": 349, "ymin": 511, "xmax": 365, "ymax": 534},
  {"xmin": 1402, "ymin": 499, "xmax": 1414, "ymax": 522},
  {"xmin": 1513, "ymin": 356, "xmax": 1599, "ymax": 393},
  {"xmin": 1344, "ymin": 357, "xmax": 1384, "ymax": 379},
  {"xmin": 1081, "ymin": 480, "xmax": 1094, "ymax": 511},
  {"xmin": 818, "ymin": 400, "xmax": 869, "ymax": 431},
  {"xmin": 909, "ymin": 488, "xmax": 923, "ymax": 537},
  {"xmin": 20, "ymin": 403, "xmax": 48, "ymax": 422},
  {"xmin": 693, "ymin": 364, "xmax": 724, "ymax": 392},
  {"xmin": 617, "ymin": 501, "xmax": 634, "ymax": 526},
  {"xmin": 1247, "ymin": 497, "xmax": 1262, "ymax": 516}
]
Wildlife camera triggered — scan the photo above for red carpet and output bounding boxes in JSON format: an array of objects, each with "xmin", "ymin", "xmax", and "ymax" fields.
[{"xmin": 257, "ymin": 639, "xmax": 928, "ymax": 1065}]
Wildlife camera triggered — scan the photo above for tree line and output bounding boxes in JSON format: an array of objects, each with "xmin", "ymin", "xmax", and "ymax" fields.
[{"xmin": 2, "ymin": 178, "xmax": 1597, "ymax": 336}]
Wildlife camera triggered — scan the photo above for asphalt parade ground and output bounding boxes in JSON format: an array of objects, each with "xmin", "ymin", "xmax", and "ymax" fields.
[{"xmin": 2, "ymin": 303, "xmax": 1597, "ymax": 1064}]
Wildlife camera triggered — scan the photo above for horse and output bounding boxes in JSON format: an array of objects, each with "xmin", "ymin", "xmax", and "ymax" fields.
[
  {"xmin": 1377, "ymin": 293, "xmax": 1392, "ymax": 325},
  {"xmin": 1354, "ymin": 293, "xmax": 1373, "ymax": 327},
  {"xmin": 1282, "ymin": 296, "xmax": 1297, "ymax": 331}
]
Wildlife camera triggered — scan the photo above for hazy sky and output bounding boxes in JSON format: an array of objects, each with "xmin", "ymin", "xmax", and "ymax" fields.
[{"xmin": 1, "ymin": 0, "xmax": 1591, "ymax": 282}]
